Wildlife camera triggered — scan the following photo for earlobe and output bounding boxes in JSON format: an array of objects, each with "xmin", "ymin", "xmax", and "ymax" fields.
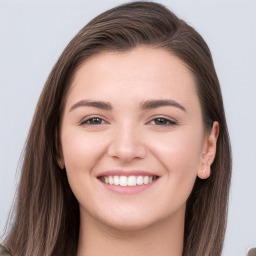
[
  {"xmin": 198, "ymin": 121, "xmax": 219, "ymax": 179},
  {"xmin": 57, "ymin": 158, "xmax": 65, "ymax": 170},
  {"xmin": 55, "ymin": 127, "xmax": 65, "ymax": 170},
  {"xmin": 56, "ymin": 149, "xmax": 65, "ymax": 170},
  {"xmin": 198, "ymin": 164, "xmax": 211, "ymax": 179},
  {"xmin": 56, "ymin": 143, "xmax": 65, "ymax": 170}
]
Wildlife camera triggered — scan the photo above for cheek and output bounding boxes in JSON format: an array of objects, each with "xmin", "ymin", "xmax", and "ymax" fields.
[
  {"xmin": 61, "ymin": 130, "xmax": 106, "ymax": 172},
  {"xmin": 148, "ymin": 125, "xmax": 204, "ymax": 200},
  {"xmin": 60, "ymin": 131, "xmax": 104, "ymax": 207},
  {"xmin": 151, "ymin": 127, "xmax": 203, "ymax": 169}
]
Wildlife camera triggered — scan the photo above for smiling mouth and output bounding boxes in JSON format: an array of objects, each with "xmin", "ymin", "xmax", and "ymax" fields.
[{"xmin": 98, "ymin": 175, "xmax": 159, "ymax": 187}]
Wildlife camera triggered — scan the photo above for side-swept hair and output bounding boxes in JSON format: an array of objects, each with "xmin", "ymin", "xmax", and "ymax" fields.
[{"xmin": 3, "ymin": 2, "xmax": 231, "ymax": 256}]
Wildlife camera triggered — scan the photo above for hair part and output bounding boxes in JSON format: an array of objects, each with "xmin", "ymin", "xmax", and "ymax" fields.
[{"xmin": 3, "ymin": 2, "xmax": 231, "ymax": 256}]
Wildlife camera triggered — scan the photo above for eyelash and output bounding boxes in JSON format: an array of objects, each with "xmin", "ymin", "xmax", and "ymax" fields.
[
  {"xmin": 80, "ymin": 116, "xmax": 177, "ymax": 127},
  {"xmin": 80, "ymin": 116, "xmax": 107, "ymax": 126},
  {"xmin": 148, "ymin": 117, "xmax": 177, "ymax": 126}
]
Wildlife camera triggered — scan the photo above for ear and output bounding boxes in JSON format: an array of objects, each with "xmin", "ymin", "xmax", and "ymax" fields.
[
  {"xmin": 55, "ymin": 127, "xmax": 65, "ymax": 170},
  {"xmin": 56, "ymin": 143, "xmax": 65, "ymax": 169},
  {"xmin": 57, "ymin": 154, "xmax": 65, "ymax": 170},
  {"xmin": 198, "ymin": 121, "xmax": 219, "ymax": 179}
]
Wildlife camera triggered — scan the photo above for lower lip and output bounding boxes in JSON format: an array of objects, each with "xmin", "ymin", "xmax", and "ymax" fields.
[{"xmin": 99, "ymin": 179, "xmax": 158, "ymax": 195}]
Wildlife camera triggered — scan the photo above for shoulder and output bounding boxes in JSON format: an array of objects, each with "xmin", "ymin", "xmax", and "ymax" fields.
[{"xmin": 0, "ymin": 245, "xmax": 12, "ymax": 256}]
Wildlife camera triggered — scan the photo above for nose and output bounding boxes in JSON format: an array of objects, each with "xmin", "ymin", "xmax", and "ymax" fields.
[{"xmin": 107, "ymin": 124, "xmax": 146, "ymax": 162}]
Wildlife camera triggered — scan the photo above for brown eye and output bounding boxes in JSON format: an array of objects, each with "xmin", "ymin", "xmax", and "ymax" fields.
[
  {"xmin": 81, "ymin": 117, "xmax": 105, "ymax": 125},
  {"xmin": 151, "ymin": 118, "xmax": 176, "ymax": 126}
]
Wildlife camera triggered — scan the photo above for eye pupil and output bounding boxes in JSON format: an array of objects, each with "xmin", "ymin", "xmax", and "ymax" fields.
[
  {"xmin": 88, "ymin": 118, "xmax": 102, "ymax": 124},
  {"xmin": 155, "ymin": 118, "xmax": 168, "ymax": 125},
  {"xmin": 92, "ymin": 118, "xmax": 100, "ymax": 124}
]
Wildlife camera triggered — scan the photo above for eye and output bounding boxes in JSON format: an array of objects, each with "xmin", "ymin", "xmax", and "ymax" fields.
[
  {"xmin": 150, "ymin": 117, "xmax": 177, "ymax": 126},
  {"xmin": 80, "ymin": 117, "xmax": 106, "ymax": 126}
]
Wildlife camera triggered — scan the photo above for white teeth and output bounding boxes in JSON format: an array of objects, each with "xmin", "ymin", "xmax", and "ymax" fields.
[
  {"xmin": 136, "ymin": 176, "xmax": 143, "ymax": 185},
  {"xmin": 127, "ymin": 176, "xmax": 137, "ymax": 186},
  {"xmin": 108, "ymin": 176, "xmax": 113, "ymax": 185},
  {"xmin": 114, "ymin": 176, "xmax": 120, "ymax": 185},
  {"xmin": 143, "ymin": 176, "xmax": 149, "ymax": 184},
  {"xmin": 120, "ymin": 176, "xmax": 128, "ymax": 186},
  {"xmin": 101, "ymin": 175, "xmax": 157, "ymax": 186}
]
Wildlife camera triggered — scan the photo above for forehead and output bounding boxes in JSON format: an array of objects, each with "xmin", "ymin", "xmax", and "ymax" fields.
[{"xmin": 66, "ymin": 46, "xmax": 199, "ymax": 109}]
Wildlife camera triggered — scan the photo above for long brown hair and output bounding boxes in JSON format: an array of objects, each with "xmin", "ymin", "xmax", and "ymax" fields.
[{"xmin": 2, "ymin": 2, "xmax": 231, "ymax": 255}]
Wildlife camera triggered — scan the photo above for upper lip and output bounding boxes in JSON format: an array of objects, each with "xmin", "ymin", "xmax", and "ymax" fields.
[{"xmin": 97, "ymin": 170, "xmax": 159, "ymax": 177}]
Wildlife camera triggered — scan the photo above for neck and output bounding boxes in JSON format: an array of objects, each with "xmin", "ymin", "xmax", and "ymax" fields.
[{"xmin": 77, "ymin": 208, "xmax": 185, "ymax": 256}]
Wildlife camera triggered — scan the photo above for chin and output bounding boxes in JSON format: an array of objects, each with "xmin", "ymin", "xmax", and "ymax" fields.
[
  {"xmin": 92, "ymin": 206, "xmax": 182, "ymax": 233},
  {"xmin": 101, "ymin": 216, "xmax": 159, "ymax": 232}
]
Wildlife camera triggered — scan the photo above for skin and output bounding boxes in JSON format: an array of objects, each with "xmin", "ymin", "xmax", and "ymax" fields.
[{"xmin": 59, "ymin": 46, "xmax": 218, "ymax": 256}]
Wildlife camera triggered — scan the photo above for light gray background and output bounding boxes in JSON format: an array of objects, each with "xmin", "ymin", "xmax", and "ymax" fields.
[{"xmin": 0, "ymin": 0, "xmax": 255, "ymax": 255}]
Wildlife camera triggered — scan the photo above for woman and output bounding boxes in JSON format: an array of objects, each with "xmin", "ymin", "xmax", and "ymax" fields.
[{"xmin": 0, "ymin": 1, "xmax": 231, "ymax": 256}]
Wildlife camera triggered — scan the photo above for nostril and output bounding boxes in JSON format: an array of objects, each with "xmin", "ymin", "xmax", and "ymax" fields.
[{"xmin": 107, "ymin": 131, "xmax": 146, "ymax": 161}]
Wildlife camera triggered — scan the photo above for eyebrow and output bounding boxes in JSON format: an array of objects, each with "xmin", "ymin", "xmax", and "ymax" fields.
[
  {"xmin": 69, "ymin": 99, "xmax": 186, "ymax": 112},
  {"xmin": 69, "ymin": 100, "xmax": 112, "ymax": 112},
  {"xmin": 141, "ymin": 99, "xmax": 186, "ymax": 112}
]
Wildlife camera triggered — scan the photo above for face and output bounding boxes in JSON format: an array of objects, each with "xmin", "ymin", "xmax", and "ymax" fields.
[{"xmin": 59, "ymin": 46, "xmax": 210, "ymax": 231}]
